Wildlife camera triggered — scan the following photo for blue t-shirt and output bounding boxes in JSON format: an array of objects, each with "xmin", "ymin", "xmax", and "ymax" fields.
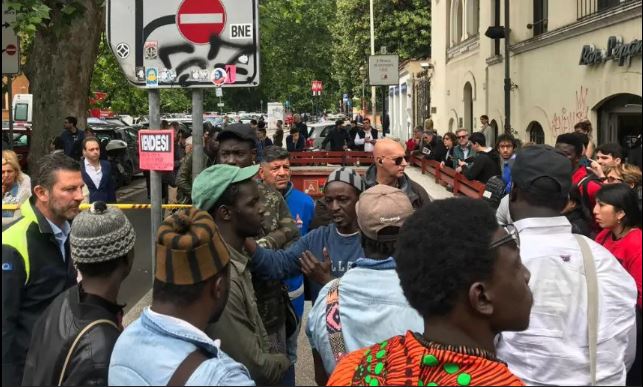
[{"xmin": 252, "ymin": 223, "xmax": 363, "ymax": 304}]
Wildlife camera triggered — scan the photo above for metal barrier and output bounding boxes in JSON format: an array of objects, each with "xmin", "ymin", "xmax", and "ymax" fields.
[{"xmin": 2, "ymin": 203, "xmax": 193, "ymax": 211}]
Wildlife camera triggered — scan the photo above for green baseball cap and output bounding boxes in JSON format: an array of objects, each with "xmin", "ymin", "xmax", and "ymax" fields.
[{"xmin": 192, "ymin": 164, "xmax": 260, "ymax": 211}]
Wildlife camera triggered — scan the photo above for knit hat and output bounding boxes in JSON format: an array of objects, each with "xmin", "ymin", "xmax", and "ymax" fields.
[
  {"xmin": 70, "ymin": 201, "xmax": 136, "ymax": 263},
  {"xmin": 155, "ymin": 208, "xmax": 230, "ymax": 285},
  {"xmin": 356, "ymin": 185, "xmax": 413, "ymax": 241},
  {"xmin": 192, "ymin": 164, "xmax": 260, "ymax": 211},
  {"xmin": 324, "ymin": 167, "xmax": 365, "ymax": 193}
]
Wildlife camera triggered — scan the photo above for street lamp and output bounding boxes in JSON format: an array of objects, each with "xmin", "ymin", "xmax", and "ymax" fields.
[
  {"xmin": 485, "ymin": 0, "xmax": 512, "ymax": 135},
  {"xmin": 359, "ymin": 65, "xmax": 366, "ymax": 115},
  {"xmin": 369, "ymin": 0, "xmax": 376, "ymax": 125}
]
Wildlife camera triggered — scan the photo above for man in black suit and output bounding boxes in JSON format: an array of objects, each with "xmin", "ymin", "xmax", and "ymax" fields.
[{"xmin": 80, "ymin": 137, "xmax": 116, "ymax": 203}]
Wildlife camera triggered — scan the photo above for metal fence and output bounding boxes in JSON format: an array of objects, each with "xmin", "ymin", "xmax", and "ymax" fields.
[
  {"xmin": 414, "ymin": 77, "xmax": 430, "ymax": 129},
  {"xmin": 577, "ymin": 0, "xmax": 635, "ymax": 19}
]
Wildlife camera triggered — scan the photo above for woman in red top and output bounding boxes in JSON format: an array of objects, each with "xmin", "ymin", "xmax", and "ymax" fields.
[{"xmin": 593, "ymin": 183, "xmax": 641, "ymax": 386}]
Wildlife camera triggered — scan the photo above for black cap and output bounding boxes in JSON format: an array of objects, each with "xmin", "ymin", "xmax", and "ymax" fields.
[
  {"xmin": 512, "ymin": 145, "xmax": 572, "ymax": 198},
  {"xmin": 218, "ymin": 123, "xmax": 257, "ymax": 146}
]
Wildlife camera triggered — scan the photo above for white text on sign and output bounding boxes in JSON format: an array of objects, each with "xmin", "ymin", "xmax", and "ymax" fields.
[
  {"xmin": 230, "ymin": 24, "xmax": 253, "ymax": 39},
  {"xmin": 141, "ymin": 134, "xmax": 171, "ymax": 152}
]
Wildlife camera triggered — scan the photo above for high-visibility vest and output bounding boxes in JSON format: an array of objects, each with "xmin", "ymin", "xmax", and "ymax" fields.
[{"xmin": 2, "ymin": 201, "xmax": 38, "ymax": 284}]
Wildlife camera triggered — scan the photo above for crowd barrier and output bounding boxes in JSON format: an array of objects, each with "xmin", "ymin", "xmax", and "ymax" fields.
[
  {"xmin": 289, "ymin": 151, "xmax": 374, "ymax": 166},
  {"xmin": 409, "ymin": 154, "xmax": 486, "ymax": 199},
  {"xmin": 2, "ymin": 203, "xmax": 193, "ymax": 211}
]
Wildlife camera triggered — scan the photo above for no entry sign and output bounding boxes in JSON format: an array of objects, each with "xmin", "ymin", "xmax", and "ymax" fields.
[
  {"xmin": 5, "ymin": 44, "xmax": 17, "ymax": 55},
  {"xmin": 138, "ymin": 130, "xmax": 175, "ymax": 171},
  {"xmin": 176, "ymin": 0, "xmax": 227, "ymax": 45}
]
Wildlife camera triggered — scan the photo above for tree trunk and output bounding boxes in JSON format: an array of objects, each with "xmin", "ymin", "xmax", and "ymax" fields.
[{"xmin": 25, "ymin": 0, "xmax": 104, "ymax": 165}]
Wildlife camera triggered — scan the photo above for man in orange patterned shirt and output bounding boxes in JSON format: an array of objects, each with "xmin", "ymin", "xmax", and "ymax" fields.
[{"xmin": 328, "ymin": 198, "xmax": 533, "ymax": 386}]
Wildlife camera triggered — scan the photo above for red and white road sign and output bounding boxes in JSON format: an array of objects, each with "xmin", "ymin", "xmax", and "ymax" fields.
[
  {"xmin": 5, "ymin": 44, "xmax": 17, "ymax": 55},
  {"xmin": 176, "ymin": 0, "xmax": 227, "ymax": 45}
]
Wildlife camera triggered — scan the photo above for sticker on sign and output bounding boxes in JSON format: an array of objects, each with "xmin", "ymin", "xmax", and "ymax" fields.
[
  {"xmin": 138, "ymin": 130, "xmax": 175, "ymax": 171},
  {"xmin": 106, "ymin": 0, "xmax": 260, "ymax": 88}
]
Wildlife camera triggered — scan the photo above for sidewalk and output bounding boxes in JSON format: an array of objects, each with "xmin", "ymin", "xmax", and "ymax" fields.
[{"xmin": 405, "ymin": 165, "xmax": 454, "ymax": 201}]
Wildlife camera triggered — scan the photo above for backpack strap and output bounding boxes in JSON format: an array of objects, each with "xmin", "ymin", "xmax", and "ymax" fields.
[
  {"xmin": 167, "ymin": 348, "xmax": 210, "ymax": 386},
  {"xmin": 325, "ymin": 278, "xmax": 348, "ymax": 362},
  {"xmin": 58, "ymin": 319, "xmax": 119, "ymax": 386},
  {"xmin": 575, "ymin": 235, "xmax": 599, "ymax": 386}
]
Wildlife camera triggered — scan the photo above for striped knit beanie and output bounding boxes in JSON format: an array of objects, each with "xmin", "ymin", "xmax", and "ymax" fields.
[
  {"xmin": 325, "ymin": 167, "xmax": 365, "ymax": 193},
  {"xmin": 70, "ymin": 201, "xmax": 136, "ymax": 263},
  {"xmin": 155, "ymin": 208, "xmax": 230, "ymax": 285}
]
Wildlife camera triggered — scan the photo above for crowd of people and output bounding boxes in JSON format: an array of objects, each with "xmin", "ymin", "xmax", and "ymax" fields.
[{"xmin": 1, "ymin": 115, "xmax": 641, "ymax": 387}]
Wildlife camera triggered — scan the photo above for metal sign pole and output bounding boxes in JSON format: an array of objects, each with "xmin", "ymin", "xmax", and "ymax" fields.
[
  {"xmin": 8, "ymin": 76, "xmax": 14, "ymax": 149},
  {"xmin": 148, "ymin": 89, "xmax": 162, "ymax": 281},
  {"xmin": 192, "ymin": 89, "xmax": 204, "ymax": 180}
]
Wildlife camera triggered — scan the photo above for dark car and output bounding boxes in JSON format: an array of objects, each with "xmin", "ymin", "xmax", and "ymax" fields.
[
  {"xmin": 2, "ymin": 122, "xmax": 32, "ymax": 172},
  {"xmin": 88, "ymin": 121, "xmax": 141, "ymax": 185}
]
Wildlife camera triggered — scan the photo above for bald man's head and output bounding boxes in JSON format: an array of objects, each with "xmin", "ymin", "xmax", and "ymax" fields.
[{"xmin": 374, "ymin": 138, "xmax": 408, "ymax": 184}]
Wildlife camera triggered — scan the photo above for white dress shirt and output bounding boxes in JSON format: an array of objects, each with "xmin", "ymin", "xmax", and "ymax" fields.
[
  {"xmin": 354, "ymin": 130, "xmax": 374, "ymax": 152},
  {"xmin": 84, "ymin": 158, "xmax": 102, "ymax": 188},
  {"xmin": 497, "ymin": 216, "xmax": 637, "ymax": 386}
]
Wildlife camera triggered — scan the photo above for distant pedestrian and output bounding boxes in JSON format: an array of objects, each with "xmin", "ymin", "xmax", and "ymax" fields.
[
  {"xmin": 256, "ymin": 122, "xmax": 273, "ymax": 162},
  {"xmin": 80, "ymin": 137, "xmax": 116, "ymax": 203},
  {"xmin": 293, "ymin": 114, "xmax": 309, "ymax": 139},
  {"xmin": 321, "ymin": 120, "xmax": 351, "ymax": 151},
  {"xmin": 2, "ymin": 153, "xmax": 83, "ymax": 386},
  {"xmin": 480, "ymin": 115, "xmax": 495, "ymax": 149},
  {"xmin": 457, "ymin": 132, "xmax": 501, "ymax": 184},
  {"xmin": 273, "ymin": 120, "xmax": 285, "ymax": 147},
  {"xmin": 574, "ymin": 119, "xmax": 595, "ymax": 159},
  {"xmin": 2, "ymin": 150, "xmax": 31, "ymax": 226},
  {"xmin": 440, "ymin": 132, "xmax": 458, "ymax": 168},
  {"xmin": 452, "ymin": 128, "xmax": 477, "ymax": 167},
  {"xmin": 22, "ymin": 201, "xmax": 136, "ymax": 386},
  {"xmin": 496, "ymin": 133, "xmax": 517, "ymax": 193},
  {"xmin": 353, "ymin": 118, "xmax": 378, "ymax": 152},
  {"xmin": 109, "ymin": 208, "xmax": 254, "ymax": 386},
  {"xmin": 60, "ymin": 116, "xmax": 85, "ymax": 160},
  {"xmin": 286, "ymin": 128, "xmax": 306, "ymax": 152}
]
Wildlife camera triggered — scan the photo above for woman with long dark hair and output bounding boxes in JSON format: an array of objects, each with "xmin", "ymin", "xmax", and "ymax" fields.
[
  {"xmin": 440, "ymin": 132, "xmax": 457, "ymax": 168},
  {"xmin": 593, "ymin": 183, "xmax": 641, "ymax": 386}
]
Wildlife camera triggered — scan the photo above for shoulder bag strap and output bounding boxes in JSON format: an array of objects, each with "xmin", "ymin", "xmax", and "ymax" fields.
[
  {"xmin": 325, "ymin": 278, "xmax": 348, "ymax": 362},
  {"xmin": 58, "ymin": 319, "xmax": 119, "ymax": 386},
  {"xmin": 167, "ymin": 348, "xmax": 209, "ymax": 386},
  {"xmin": 575, "ymin": 235, "xmax": 599, "ymax": 386}
]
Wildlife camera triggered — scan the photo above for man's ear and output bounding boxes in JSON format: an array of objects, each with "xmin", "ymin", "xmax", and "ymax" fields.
[
  {"xmin": 468, "ymin": 281, "xmax": 494, "ymax": 317},
  {"xmin": 217, "ymin": 205, "xmax": 232, "ymax": 221},
  {"xmin": 32, "ymin": 185, "xmax": 49, "ymax": 203},
  {"xmin": 258, "ymin": 167, "xmax": 265, "ymax": 180}
]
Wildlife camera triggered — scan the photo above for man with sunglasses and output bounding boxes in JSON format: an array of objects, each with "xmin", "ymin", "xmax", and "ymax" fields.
[
  {"xmin": 497, "ymin": 145, "xmax": 637, "ymax": 386},
  {"xmin": 364, "ymin": 138, "xmax": 430, "ymax": 208},
  {"xmin": 453, "ymin": 128, "xmax": 477, "ymax": 167}
]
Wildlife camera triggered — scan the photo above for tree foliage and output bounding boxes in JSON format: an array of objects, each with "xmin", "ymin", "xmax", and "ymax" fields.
[{"xmin": 331, "ymin": 0, "xmax": 431, "ymax": 101}]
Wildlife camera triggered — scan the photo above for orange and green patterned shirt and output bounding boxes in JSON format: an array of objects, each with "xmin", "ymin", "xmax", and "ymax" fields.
[{"xmin": 328, "ymin": 331, "xmax": 524, "ymax": 386}]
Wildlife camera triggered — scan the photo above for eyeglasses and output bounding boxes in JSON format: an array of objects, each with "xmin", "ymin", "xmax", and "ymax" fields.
[
  {"xmin": 489, "ymin": 224, "xmax": 520, "ymax": 249},
  {"xmin": 606, "ymin": 176, "xmax": 624, "ymax": 184},
  {"xmin": 457, "ymin": 135, "xmax": 468, "ymax": 139},
  {"xmin": 380, "ymin": 156, "xmax": 406, "ymax": 166}
]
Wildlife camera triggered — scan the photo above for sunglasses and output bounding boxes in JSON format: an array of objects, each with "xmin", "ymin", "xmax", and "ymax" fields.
[
  {"xmin": 380, "ymin": 156, "xmax": 406, "ymax": 166},
  {"xmin": 457, "ymin": 135, "xmax": 468, "ymax": 139},
  {"xmin": 489, "ymin": 224, "xmax": 520, "ymax": 249}
]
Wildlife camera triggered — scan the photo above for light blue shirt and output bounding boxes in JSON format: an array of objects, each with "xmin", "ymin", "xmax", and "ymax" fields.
[
  {"xmin": 306, "ymin": 257, "xmax": 424, "ymax": 375},
  {"xmin": 109, "ymin": 308, "xmax": 255, "ymax": 386},
  {"xmin": 46, "ymin": 218, "xmax": 70, "ymax": 261}
]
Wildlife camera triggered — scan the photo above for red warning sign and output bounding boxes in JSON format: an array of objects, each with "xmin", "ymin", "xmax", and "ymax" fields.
[
  {"xmin": 5, "ymin": 44, "xmax": 17, "ymax": 56},
  {"xmin": 176, "ymin": 0, "xmax": 227, "ymax": 45}
]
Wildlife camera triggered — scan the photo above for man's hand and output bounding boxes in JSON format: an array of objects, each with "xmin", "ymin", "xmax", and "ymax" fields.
[
  {"xmin": 590, "ymin": 159, "xmax": 605, "ymax": 179},
  {"xmin": 299, "ymin": 248, "xmax": 333, "ymax": 285},
  {"xmin": 458, "ymin": 160, "xmax": 467, "ymax": 167},
  {"xmin": 456, "ymin": 166, "xmax": 463, "ymax": 173},
  {"xmin": 439, "ymin": 161, "xmax": 445, "ymax": 168}
]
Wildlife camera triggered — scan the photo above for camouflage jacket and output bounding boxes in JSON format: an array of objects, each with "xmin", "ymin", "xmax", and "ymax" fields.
[
  {"xmin": 176, "ymin": 152, "xmax": 215, "ymax": 204},
  {"xmin": 256, "ymin": 182, "xmax": 300, "ymax": 249}
]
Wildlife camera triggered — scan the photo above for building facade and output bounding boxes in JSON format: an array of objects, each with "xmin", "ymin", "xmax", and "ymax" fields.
[
  {"xmin": 431, "ymin": 0, "xmax": 642, "ymax": 149},
  {"xmin": 388, "ymin": 59, "xmax": 433, "ymax": 142}
]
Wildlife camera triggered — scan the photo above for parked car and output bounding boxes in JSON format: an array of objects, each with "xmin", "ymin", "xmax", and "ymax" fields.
[
  {"xmin": 307, "ymin": 122, "xmax": 336, "ymax": 150},
  {"xmin": 2, "ymin": 122, "xmax": 32, "ymax": 172}
]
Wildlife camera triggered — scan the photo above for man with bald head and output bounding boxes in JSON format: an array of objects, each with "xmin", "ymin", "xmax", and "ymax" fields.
[{"xmin": 364, "ymin": 138, "xmax": 430, "ymax": 208}]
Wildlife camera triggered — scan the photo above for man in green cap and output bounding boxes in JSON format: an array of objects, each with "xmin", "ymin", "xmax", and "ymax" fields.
[
  {"xmin": 193, "ymin": 164, "xmax": 291, "ymax": 386},
  {"xmin": 214, "ymin": 124, "xmax": 300, "ymax": 385}
]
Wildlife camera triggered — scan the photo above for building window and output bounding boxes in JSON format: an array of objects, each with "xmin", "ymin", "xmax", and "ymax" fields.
[
  {"xmin": 466, "ymin": 0, "xmax": 479, "ymax": 37},
  {"xmin": 463, "ymin": 82, "xmax": 473, "ymax": 132},
  {"xmin": 578, "ymin": 0, "xmax": 631, "ymax": 19},
  {"xmin": 533, "ymin": 0, "xmax": 548, "ymax": 36},
  {"xmin": 527, "ymin": 121, "xmax": 545, "ymax": 144},
  {"xmin": 451, "ymin": 0, "xmax": 464, "ymax": 44}
]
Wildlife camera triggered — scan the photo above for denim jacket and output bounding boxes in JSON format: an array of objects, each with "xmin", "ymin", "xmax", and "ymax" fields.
[
  {"xmin": 108, "ymin": 308, "xmax": 255, "ymax": 386},
  {"xmin": 306, "ymin": 257, "xmax": 424, "ymax": 375}
]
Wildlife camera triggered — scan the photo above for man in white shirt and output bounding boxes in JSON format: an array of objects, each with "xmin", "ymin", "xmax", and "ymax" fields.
[
  {"xmin": 497, "ymin": 145, "xmax": 637, "ymax": 386},
  {"xmin": 353, "ymin": 118, "xmax": 378, "ymax": 152},
  {"xmin": 80, "ymin": 137, "xmax": 116, "ymax": 203}
]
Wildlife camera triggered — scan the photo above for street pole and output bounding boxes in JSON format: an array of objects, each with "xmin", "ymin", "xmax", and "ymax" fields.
[
  {"xmin": 504, "ymin": 0, "xmax": 511, "ymax": 134},
  {"xmin": 8, "ymin": 76, "xmax": 13, "ymax": 150},
  {"xmin": 369, "ymin": 0, "xmax": 377, "ymax": 127},
  {"xmin": 192, "ymin": 89, "xmax": 204, "ymax": 180},
  {"xmin": 148, "ymin": 89, "xmax": 161, "ymax": 282}
]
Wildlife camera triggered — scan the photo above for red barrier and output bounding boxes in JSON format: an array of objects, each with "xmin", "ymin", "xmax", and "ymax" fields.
[{"xmin": 409, "ymin": 155, "xmax": 486, "ymax": 199}]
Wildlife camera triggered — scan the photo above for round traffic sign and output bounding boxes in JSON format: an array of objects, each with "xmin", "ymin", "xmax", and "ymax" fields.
[
  {"xmin": 5, "ymin": 44, "xmax": 17, "ymax": 56},
  {"xmin": 176, "ymin": 0, "xmax": 227, "ymax": 45}
]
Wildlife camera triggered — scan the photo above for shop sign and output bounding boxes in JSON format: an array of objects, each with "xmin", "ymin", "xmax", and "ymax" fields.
[{"xmin": 579, "ymin": 36, "xmax": 642, "ymax": 67}]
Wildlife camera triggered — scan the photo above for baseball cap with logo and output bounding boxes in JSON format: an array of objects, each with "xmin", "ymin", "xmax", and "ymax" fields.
[{"xmin": 356, "ymin": 184, "xmax": 414, "ymax": 241}]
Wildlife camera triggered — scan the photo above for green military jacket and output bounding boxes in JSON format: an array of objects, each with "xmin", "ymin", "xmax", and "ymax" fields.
[
  {"xmin": 256, "ymin": 182, "xmax": 299, "ymax": 249},
  {"xmin": 205, "ymin": 245, "xmax": 290, "ymax": 385}
]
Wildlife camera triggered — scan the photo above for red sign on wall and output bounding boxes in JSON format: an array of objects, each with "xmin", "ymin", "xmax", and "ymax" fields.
[{"xmin": 138, "ymin": 130, "xmax": 175, "ymax": 171}]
